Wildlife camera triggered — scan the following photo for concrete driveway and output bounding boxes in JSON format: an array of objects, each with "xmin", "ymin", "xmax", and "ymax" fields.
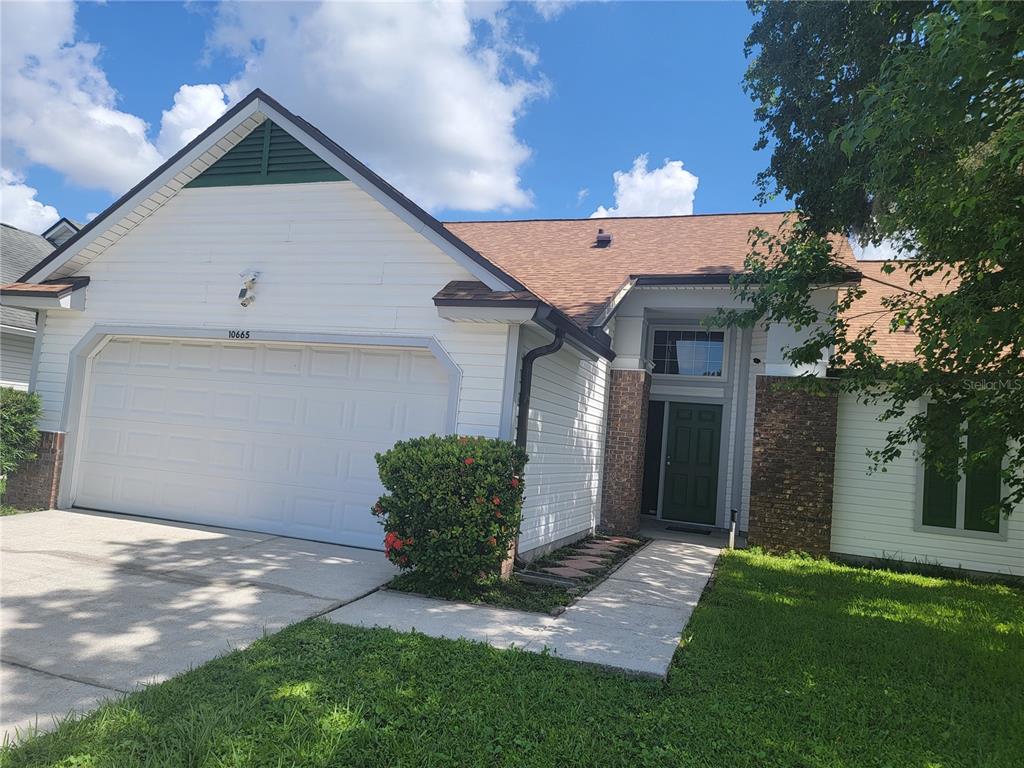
[{"xmin": 0, "ymin": 509, "xmax": 395, "ymax": 739}]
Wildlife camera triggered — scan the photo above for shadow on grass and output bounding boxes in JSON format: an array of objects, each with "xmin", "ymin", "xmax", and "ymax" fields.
[{"xmin": 3, "ymin": 547, "xmax": 1022, "ymax": 767}]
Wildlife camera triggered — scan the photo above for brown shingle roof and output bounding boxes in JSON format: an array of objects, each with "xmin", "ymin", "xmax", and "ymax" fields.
[
  {"xmin": 1, "ymin": 276, "xmax": 90, "ymax": 298},
  {"xmin": 445, "ymin": 212, "xmax": 856, "ymax": 329},
  {"xmin": 0, "ymin": 282, "xmax": 77, "ymax": 296},
  {"xmin": 432, "ymin": 280, "xmax": 539, "ymax": 306},
  {"xmin": 840, "ymin": 261, "xmax": 956, "ymax": 364}
]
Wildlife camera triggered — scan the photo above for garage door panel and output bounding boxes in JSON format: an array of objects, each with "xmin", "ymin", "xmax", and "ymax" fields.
[
  {"xmin": 75, "ymin": 338, "xmax": 450, "ymax": 548},
  {"xmin": 124, "ymin": 429, "xmax": 164, "ymax": 461},
  {"xmin": 136, "ymin": 340, "xmax": 175, "ymax": 368},
  {"xmin": 309, "ymin": 348, "xmax": 353, "ymax": 378}
]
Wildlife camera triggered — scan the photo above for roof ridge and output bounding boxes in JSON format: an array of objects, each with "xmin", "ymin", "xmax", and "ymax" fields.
[{"xmin": 443, "ymin": 210, "xmax": 794, "ymax": 225}]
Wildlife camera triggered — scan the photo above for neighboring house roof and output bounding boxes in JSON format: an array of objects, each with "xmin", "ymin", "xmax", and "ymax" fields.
[
  {"xmin": 0, "ymin": 223, "xmax": 54, "ymax": 330},
  {"xmin": 40, "ymin": 217, "xmax": 82, "ymax": 248},
  {"xmin": 445, "ymin": 213, "xmax": 857, "ymax": 329}
]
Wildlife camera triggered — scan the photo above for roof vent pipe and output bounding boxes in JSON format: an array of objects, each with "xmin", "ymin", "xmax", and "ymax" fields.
[
  {"xmin": 515, "ymin": 327, "xmax": 566, "ymax": 449},
  {"xmin": 595, "ymin": 228, "xmax": 612, "ymax": 247}
]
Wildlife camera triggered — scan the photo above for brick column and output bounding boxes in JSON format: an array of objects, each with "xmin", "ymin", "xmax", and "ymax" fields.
[
  {"xmin": 748, "ymin": 376, "xmax": 838, "ymax": 555},
  {"xmin": 3, "ymin": 431, "xmax": 65, "ymax": 510},
  {"xmin": 600, "ymin": 369, "xmax": 651, "ymax": 534}
]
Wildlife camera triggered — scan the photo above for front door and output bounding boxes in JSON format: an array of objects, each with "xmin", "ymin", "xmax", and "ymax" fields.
[{"xmin": 662, "ymin": 402, "xmax": 722, "ymax": 524}]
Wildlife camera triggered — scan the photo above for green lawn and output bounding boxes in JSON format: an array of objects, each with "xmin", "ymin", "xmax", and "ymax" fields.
[{"xmin": 5, "ymin": 550, "xmax": 1022, "ymax": 767}]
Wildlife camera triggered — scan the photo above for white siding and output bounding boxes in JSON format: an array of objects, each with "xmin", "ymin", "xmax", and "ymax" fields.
[
  {"xmin": 739, "ymin": 327, "xmax": 767, "ymax": 531},
  {"xmin": 831, "ymin": 394, "xmax": 1024, "ymax": 575},
  {"xmin": 517, "ymin": 326, "xmax": 610, "ymax": 554},
  {"xmin": 0, "ymin": 331, "xmax": 34, "ymax": 390},
  {"xmin": 34, "ymin": 182, "xmax": 509, "ymax": 440}
]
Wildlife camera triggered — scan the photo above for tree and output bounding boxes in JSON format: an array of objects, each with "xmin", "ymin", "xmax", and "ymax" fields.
[{"xmin": 723, "ymin": 1, "xmax": 1024, "ymax": 515}]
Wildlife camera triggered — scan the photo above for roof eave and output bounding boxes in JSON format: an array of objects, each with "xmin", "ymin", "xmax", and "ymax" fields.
[
  {"xmin": 1, "ymin": 277, "xmax": 89, "ymax": 310},
  {"xmin": 588, "ymin": 270, "xmax": 864, "ymax": 332}
]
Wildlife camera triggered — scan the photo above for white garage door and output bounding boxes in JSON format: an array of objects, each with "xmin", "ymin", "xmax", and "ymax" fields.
[{"xmin": 74, "ymin": 337, "xmax": 451, "ymax": 549}]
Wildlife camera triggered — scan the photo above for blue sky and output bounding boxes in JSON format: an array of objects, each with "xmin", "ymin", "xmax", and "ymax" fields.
[{"xmin": 1, "ymin": 1, "xmax": 782, "ymax": 234}]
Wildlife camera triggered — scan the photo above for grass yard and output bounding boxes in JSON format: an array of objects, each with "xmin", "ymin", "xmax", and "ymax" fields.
[{"xmin": 4, "ymin": 550, "xmax": 1022, "ymax": 767}]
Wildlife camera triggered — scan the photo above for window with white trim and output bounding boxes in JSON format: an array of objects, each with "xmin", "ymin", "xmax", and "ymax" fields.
[
  {"xmin": 920, "ymin": 404, "xmax": 1004, "ymax": 536},
  {"xmin": 650, "ymin": 328, "xmax": 725, "ymax": 377}
]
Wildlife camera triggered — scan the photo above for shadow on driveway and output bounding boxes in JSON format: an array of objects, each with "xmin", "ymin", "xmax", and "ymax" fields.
[{"xmin": 0, "ymin": 509, "xmax": 394, "ymax": 738}]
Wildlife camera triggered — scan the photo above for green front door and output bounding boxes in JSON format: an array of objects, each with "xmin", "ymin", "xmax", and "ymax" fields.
[{"xmin": 662, "ymin": 402, "xmax": 722, "ymax": 524}]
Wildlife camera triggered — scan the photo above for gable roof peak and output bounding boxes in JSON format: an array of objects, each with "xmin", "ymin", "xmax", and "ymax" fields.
[{"xmin": 18, "ymin": 89, "xmax": 523, "ymax": 293}]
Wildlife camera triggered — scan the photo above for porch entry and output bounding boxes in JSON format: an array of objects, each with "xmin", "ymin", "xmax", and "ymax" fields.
[{"xmin": 642, "ymin": 401, "xmax": 722, "ymax": 525}]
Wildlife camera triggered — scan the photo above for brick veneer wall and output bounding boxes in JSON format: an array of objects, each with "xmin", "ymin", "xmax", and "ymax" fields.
[
  {"xmin": 748, "ymin": 376, "xmax": 839, "ymax": 555},
  {"xmin": 600, "ymin": 369, "xmax": 651, "ymax": 534},
  {"xmin": 3, "ymin": 431, "xmax": 65, "ymax": 510}
]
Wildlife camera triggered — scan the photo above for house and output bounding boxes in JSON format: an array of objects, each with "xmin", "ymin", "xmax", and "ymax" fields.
[
  {"xmin": 2, "ymin": 90, "xmax": 1020, "ymax": 574},
  {"xmin": 0, "ymin": 220, "xmax": 79, "ymax": 390}
]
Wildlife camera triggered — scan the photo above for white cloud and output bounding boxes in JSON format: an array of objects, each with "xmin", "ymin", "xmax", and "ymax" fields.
[
  {"xmin": 0, "ymin": 2, "xmax": 226, "ymax": 197},
  {"xmin": 0, "ymin": 1, "xmax": 161, "ymax": 194},
  {"xmin": 576, "ymin": 187, "xmax": 589, "ymax": 205},
  {"xmin": 591, "ymin": 154, "xmax": 699, "ymax": 218},
  {"xmin": 1, "ymin": 1, "xmax": 550, "ymax": 215},
  {"xmin": 210, "ymin": 1, "xmax": 546, "ymax": 211},
  {"xmin": 532, "ymin": 1, "xmax": 575, "ymax": 21},
  {"xmin": 0, "ymin": 169, "xmax": 60, "ymax": 233},
  {"xmin": 157, "ymin": 84, "xmax": 229, "ymax": 157}
]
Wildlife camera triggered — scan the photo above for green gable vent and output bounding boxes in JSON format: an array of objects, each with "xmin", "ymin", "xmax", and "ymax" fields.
[{"xmin": 186, "ymin": 121, "xmax": 346, "ymax": 188}]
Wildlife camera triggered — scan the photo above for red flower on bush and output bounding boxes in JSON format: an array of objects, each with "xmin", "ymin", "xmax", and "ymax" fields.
[
  {"xmin": 373, "ymin": 434, "xmax": 528, "ymax": 586},
  {"xmin": 384, "ymin": 530, "xmax": 405, "ymax": 555}
]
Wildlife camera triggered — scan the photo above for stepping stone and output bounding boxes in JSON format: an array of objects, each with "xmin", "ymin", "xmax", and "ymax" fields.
[
  {"xmin": 571, "ymin": 549, "xmax": 611, "ymax": 560},
  {"xmin": 559, "ymin": 559, "xmax": 604, "ymax": 572},
  {"xmin": 563, "ymin": 554, "xmax": 605, "ymax": 564},
  {"xmin": 542, "ymin": 566, "xmax": 591, "ymax": 579},
  {"xmin": 578, "ymin": 544, "xmax": 619, "ymax": 555},
  {"xmin": 600, "ymin": 536, "xmax": 639, "ymax": 545}
]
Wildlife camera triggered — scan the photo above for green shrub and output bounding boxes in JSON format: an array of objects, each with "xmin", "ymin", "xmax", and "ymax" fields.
[
  {"xmin": 373, "ymin": 435, "xmax": 528, "ymax": 587},
  {"xmin": 0, "ymin": 387, "xmax": 41, "ymax": 476}
]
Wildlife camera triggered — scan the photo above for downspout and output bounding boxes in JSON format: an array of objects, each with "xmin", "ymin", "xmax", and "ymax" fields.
[
  {"xmin": 516, "ymin": 327, "xmax": 565, "ymax": 449},
  {"xmin": 507, "ymin": 325, "xmax": 565, "ymax": 573}
]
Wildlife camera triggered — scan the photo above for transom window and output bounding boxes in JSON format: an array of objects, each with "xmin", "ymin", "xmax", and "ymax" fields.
[
  {"xmin": 920, "ymin": 404, "xmax": 1004, "ymax": 536},
  {"xmin": 651, "ymin": 329, "xmax": 725, "ymax": 377}
]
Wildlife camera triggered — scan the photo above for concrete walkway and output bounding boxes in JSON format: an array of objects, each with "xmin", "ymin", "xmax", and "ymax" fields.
[
  {"xmin": 328, "ymin": 538, "xmax": 721, "ymax": 678},
  {"xmin": 1, "ymin": 509, "xmax": 396, "ymax": 739}
]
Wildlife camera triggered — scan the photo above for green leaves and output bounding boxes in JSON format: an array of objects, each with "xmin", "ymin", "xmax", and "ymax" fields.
[
  {"xmin": 740, "ymin": 0, "xmax": 1024, "ymax": 517},
  {"xmin": 373, "ymin": 435, "xmax": 528, "ymax": 588},
  {"xmin": 0, "ymin": 387, "xmax": 41, "ymax": 477}
]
